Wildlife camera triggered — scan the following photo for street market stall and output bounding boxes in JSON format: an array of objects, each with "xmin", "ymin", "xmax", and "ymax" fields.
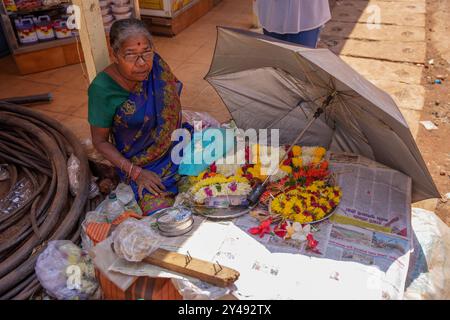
[
  {"xmin": 11, "ymin": 27, "xmax": 448, "ymax": 300},
  {"xmin": 80, "ymin": 28, "xmax": 444, "ymax": 300}
]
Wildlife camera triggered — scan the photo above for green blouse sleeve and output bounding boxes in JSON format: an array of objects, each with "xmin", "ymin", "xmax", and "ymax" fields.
[{"xmin": 88, "ymin": 72, "xmax": 129, "ymax": 128}]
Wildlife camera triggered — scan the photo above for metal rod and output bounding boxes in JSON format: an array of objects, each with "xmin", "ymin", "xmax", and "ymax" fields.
[
  {"xmin": 0, "ymin": 93, "xmax": 53, "ymax": 105},
  {"xmin": 268, "ymin": 91, "xmax": 337, "ymax": 185}
]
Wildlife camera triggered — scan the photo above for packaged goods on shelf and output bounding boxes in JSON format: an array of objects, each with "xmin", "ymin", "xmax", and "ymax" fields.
[{"xmin": 14, "ymin": 17, "xmax": 39, "ymax": 44}]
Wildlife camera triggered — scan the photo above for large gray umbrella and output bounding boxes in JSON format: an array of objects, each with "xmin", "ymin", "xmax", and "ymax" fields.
[{"xmin": 205, "ymin": 27, "xmax": 439, "ymax": 202}]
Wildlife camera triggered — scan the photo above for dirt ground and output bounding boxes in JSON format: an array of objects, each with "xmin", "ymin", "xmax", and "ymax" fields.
[{"xmin": 415, "ymin": 0, "xmax": 450, "ymax": 225}]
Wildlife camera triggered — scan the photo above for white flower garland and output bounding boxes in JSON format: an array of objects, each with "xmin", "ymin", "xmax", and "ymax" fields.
[{"xmin": 193, "ymin": 182, "xmax": 252, "ymax": 204}]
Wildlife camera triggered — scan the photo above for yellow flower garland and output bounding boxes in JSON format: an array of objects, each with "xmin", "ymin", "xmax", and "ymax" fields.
[
  {"xmin": 292, "ymin": 145, "xmax": 302, "ymax": 157},
  {"xmin": 270, "ymin": 181, "xmax": 342, "ymax": 223},
  {"xmin": 190, "ymin": 173, "xmax": 249, "ymax": 193}
]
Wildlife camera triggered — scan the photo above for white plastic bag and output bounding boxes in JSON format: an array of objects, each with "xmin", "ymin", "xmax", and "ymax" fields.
[
  {"xmin": 171, "ymin": 278, "xmax": 232, "ymax": 300},
  {"xmin": 35, "ymin": 241, "xmax": 99, "ymax": 300},
  {"xmin": 67, "ymin": 154, "xmax": 100, "ymax": 200},
  {"xmin": 182, "ymin": 111, "xmax": 221, "ymax": 130},
  {"xmin": 115, "ymin": 183, "xmax": 143, "ymax": 215},
  {"xmin": 112, "ymin": 218, "xmax": 162, "ymax": 262},
  {"xmin": 404, "ymin": 208, "xmax": 450, "ymax": 300}
]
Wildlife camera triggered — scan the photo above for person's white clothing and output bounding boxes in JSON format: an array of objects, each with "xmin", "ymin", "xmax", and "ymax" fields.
[{"xmin": 256, "ymin": 0, "xmax": 331, "ymax": 34}]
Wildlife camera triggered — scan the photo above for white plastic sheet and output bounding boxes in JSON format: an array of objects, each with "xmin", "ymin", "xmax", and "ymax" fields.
[{"xmin": 404, "ymin": 208, "xmax": 450, "ymax": 300}]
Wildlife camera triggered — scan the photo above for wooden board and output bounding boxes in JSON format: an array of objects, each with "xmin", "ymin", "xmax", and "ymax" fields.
[
  {"xmin": 72, "ymin": 0, "xmax": 110, "ymax": 83},
  {"xmin": 143, "ymin": 248, "xmax": 240, "ymax": 288}
]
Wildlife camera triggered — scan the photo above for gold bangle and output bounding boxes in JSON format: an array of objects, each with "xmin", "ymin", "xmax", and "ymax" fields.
[
  {"xmin": 132, "ymin": 166, "xmax": 142, "ymax": 181},
  {"xmin": 119, "ymin": 159, "xmax": 127, "ymax": 172},
  {"xmin": 128, "ymin": 163, "xmax": 134, "ymax": 179}
]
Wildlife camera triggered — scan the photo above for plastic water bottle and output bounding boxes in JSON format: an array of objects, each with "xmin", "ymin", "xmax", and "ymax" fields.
[{"xmin": 104, "ymin": 193, "xmax": 125, "ymax": 223}]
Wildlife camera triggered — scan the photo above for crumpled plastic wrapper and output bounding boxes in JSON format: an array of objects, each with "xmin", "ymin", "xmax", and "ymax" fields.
[
  {"xmin": 0, "ymin": 178, "xmax": 32, "ymax": 215},
  {"xmin": 115, "ymin": 183, "xmax": 142, "ymax": 215},
  {"xmin": 171, "ymin": 278, "xmax": 233, "ymax": 300},
  {"xmin": 67, "ymin": 154, "xmax": 100, "ymax": 200},
  {"xmin": 35, "ymin": 241, "xmax": 99, "ymax": 300},
  {"xmin": 112, "ymin": 218, "xmax": 162, "ymax": 262},
  {"xmin": 182, "ymin": 111, "xmax": 221, "ymax": 130}
]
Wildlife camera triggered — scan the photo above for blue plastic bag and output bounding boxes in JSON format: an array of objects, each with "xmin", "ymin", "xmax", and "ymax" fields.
[{"xmin": 178, "ymin": 128, "xmax": 236, "ymax": 176}]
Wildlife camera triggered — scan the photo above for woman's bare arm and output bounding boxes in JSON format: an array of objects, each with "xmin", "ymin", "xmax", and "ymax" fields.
[
  {"xmin": 91, "ymin": 125, "xmax": 129, "ymax": 170},
  {"xmin": 90, "ymin": 125, "xmax": 166, "ymax": 195}
]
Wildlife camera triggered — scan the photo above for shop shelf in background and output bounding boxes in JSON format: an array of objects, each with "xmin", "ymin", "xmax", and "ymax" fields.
[{"xmin": 139, "ymin": 0, "xmax": 198, "ymax": 18}]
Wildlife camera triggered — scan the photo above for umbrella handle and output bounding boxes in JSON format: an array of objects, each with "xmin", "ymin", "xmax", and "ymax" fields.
[{"xmin": 264, "ymin": 92, "xmax": 336, "ymax": 185}]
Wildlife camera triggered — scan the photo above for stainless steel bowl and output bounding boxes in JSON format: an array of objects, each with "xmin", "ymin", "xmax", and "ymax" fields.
[{"xmin": 155, "ymin": 206, "xmax": 194, "ymax": 236}]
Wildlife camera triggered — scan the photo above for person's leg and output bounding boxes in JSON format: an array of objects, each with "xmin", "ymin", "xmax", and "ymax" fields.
[{"xmin": 286, "ymin": 26, "xmax": 322, "ymax": 48}]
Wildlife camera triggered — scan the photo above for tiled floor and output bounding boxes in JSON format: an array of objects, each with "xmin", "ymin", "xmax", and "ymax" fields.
[{"xmin": 0, "ymin": 0, "xmax": 253, "ymax": 143}]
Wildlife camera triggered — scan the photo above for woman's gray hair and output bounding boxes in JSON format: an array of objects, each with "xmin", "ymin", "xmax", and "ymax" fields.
[{"xmin": 109, "ymin": 18, "xmax": 154, "ymax": 52}]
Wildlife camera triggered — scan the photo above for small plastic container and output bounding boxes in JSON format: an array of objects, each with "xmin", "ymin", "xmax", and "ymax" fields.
[
  {"xmin": 104, "ymin": 20, "xmax": 114, "ymax": 35},
  {"xmin": 111, "ymin": 5, "xmax": 131, "ymax": 14},
  {"xmin": 102, "ymin": 14, "xmax": 114, "ymax": 24},
  {"xmin": 112, "ymin": 0, "xmax": 130, "ymax": 5},
  {"xmin": 113, "ymin": 12, "xmax": 133, "ymax": 20},
  {"xmin": 15, "ymin": 18, "xmax": 39, "ymax": 45},
  {"xmin": 54, "ymin": 20, "xmax": 72, "ymax": 39},
  {"xmin": 34, "ymin": 15, "xmax": 55, "ymax": 41},
  {"xmin": 101, "ymin": 6, "xmax": 111, "ymax": 15},
  {"xmin": 99, "ymin": 0, "xmax": 110, "ymax": 7}
]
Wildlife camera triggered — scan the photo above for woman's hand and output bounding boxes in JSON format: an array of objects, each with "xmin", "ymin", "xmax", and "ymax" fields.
[
  {"xmin": 90, "ymin": 126, "xmax": 167, "ymax": 198},
  {"xmin": 136, "ymin": 169, "xmax": 167, "ymax": 197}
]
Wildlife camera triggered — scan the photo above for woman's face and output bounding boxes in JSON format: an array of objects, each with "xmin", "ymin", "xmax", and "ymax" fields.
[{"xmin": 114, "ymin": 34, "xmax": 154, "ymax": 82}]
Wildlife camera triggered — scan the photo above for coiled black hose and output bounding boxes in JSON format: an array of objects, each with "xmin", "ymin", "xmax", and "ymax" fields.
[{"xmin": 0, "ymin": 102, "xmax": 101, "ymax": 299}]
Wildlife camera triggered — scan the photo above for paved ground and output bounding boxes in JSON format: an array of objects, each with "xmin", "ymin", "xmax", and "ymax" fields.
[
  {"xmin": 322, "ymin": 0, "xmax": 427, "ymax": 139},
  {"xmin": 321, "ymin": 0, "xmax": 449, "ymax": 220},
  {"xmin": 415, "ymin": 0, "xmax": 450, "ymax": 223},
  {"xmin": 0, "ymin": 0, "xmax": 447, "ymax": 220}
]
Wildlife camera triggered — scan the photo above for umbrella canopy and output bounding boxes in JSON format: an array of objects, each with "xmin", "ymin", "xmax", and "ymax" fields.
[{"xmin": 205, "ymin": 27, "xmax": 439, "ymax": 202}]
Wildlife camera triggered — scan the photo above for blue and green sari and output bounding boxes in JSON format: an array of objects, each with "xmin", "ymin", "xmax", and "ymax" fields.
[{"xmin": 111, "ymin": 54, "xmax": 186, "ymax": 215}]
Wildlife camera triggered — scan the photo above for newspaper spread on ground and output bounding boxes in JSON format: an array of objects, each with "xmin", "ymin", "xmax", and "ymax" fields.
[
  {"xmin": 106, "ymin": 152, "xmax": 413, "ymax": 300},
  {"xmin": 328, "ymin": 152, "xmax": 412, "ymax": 238}
]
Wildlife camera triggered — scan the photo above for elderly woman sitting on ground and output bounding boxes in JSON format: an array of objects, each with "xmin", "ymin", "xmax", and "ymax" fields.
[{"xmin": 88, "ymin": 19, "xmax": 188, "ymax": 215}]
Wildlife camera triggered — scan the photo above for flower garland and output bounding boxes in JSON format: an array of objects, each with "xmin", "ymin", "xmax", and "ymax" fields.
[
  {"xmin": 189, "ymin": 163, "xmax": 251, "ymax": 204},
  {"xmin": 259, "ymin": 160, "xmax": 332, "ymax": 205},
  {"xmin": 247, "ymin": 145, "xmax": 342, "ymax": 250},
  {"xmin": 270, "ymin": 182, "xmax": 342, "ymax": 224},
  {"xmin": 249, "ymin": 218, "xmax": 320, "ymax": 252},
  {"xmin": 193, "ymin": 182, "xmax": 252, "ymax": 204}
]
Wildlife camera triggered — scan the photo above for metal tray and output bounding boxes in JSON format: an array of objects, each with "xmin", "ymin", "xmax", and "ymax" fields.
[{"xmin": 190, "ymin": 205, "xmax": 252, "ymax": 220}]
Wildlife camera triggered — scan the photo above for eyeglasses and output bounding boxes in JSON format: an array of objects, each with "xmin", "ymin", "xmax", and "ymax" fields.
[{"xmin": 121, "ymin": 51, "xmax": 154, "ymax": 64}]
